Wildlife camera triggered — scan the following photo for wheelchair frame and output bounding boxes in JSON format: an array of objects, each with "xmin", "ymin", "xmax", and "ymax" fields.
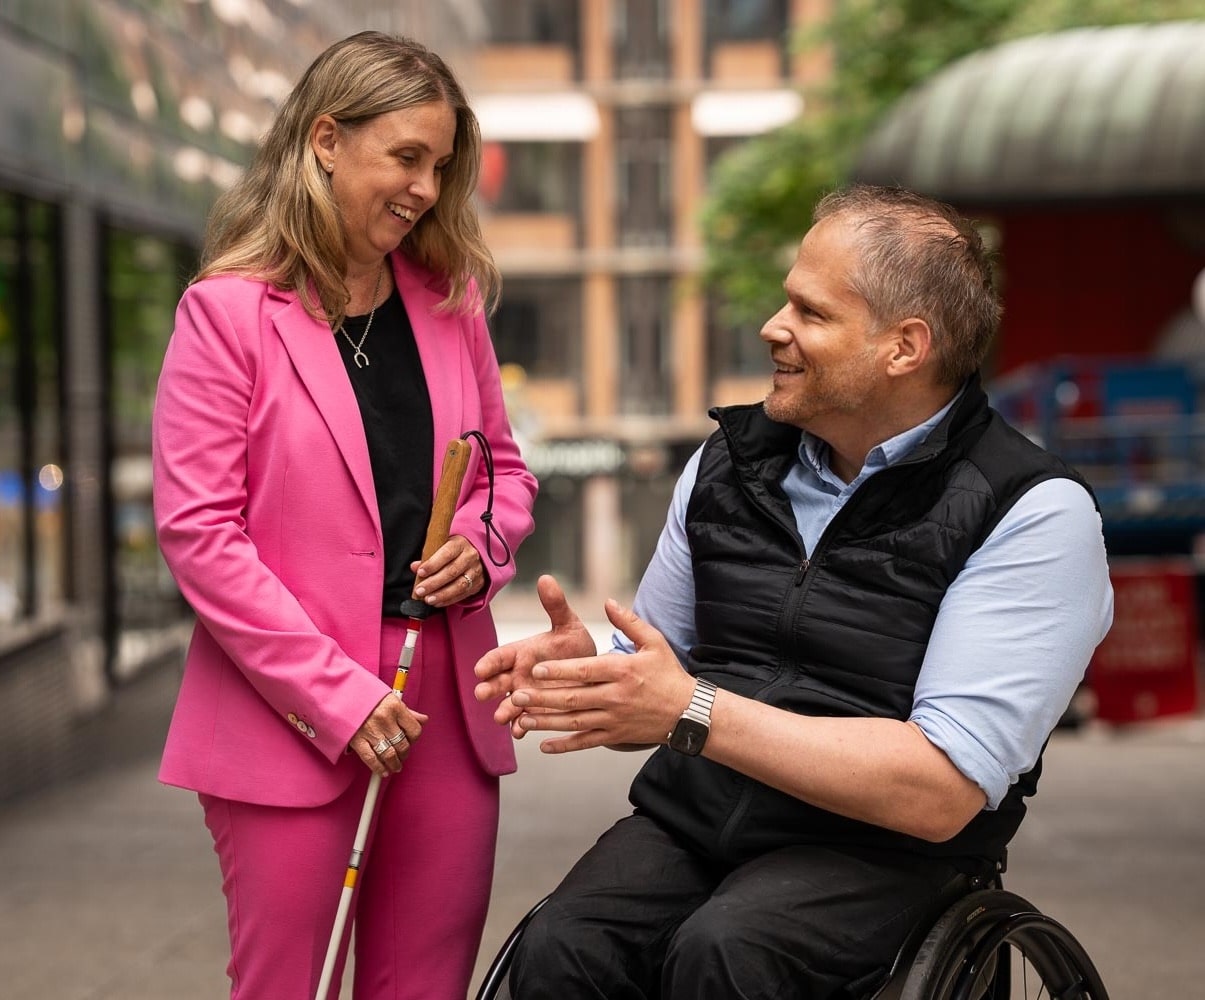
[{"xmin": 474, "ymin": 881, "xmax": 1109, "ymax": 1000}]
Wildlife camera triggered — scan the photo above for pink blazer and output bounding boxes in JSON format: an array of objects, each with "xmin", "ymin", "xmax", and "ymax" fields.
[{"xmin": 152, "ymin": 253, "xmax": 537, "ymax": 807}]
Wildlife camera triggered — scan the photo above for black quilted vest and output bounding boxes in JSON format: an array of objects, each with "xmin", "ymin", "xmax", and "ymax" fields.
[{"xmin": 629, "ymin": 377, "xmax": 1095, "ymax": 867}]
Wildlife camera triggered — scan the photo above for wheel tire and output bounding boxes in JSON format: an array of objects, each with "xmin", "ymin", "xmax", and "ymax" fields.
[{"xmin": 898, "ymin": 889, "xmax": 1109, "ymax": 1000}]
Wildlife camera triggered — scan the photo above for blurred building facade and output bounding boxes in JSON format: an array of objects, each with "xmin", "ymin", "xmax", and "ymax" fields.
[
  {"xmin": 466, "ymin": 0, "xmax": 824, "ymax": 598},
  {"xmin": 0, "ymin": 0, "xmax": 483, "ymax": 800}
]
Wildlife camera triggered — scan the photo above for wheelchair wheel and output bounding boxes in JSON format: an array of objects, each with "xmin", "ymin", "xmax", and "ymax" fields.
[
  {"xmin": 474, "ymin": 896, "xmax": 550, "ymax": 1000},
  {"xmin": 899, "ymin": 890, "xmax": 1109, "ymax": 1000}
]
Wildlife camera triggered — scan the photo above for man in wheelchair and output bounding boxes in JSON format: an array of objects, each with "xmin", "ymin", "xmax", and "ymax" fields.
[{"xmin": 474, "ymin": 185, "xmax": 1113, "ymax": 999}]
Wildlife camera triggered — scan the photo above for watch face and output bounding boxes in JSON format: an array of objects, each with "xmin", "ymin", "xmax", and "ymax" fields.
[{"xmin": 669, "ymin": 717, "xmax": 708, "ymax": 756}]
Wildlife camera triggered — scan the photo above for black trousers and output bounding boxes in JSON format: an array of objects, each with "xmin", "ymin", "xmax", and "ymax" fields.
[{"xmin": 509, "ymin": 814, "xmax": 979, "ymax": 1000}]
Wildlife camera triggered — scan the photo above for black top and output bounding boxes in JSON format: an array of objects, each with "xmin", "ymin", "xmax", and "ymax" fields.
[{"xmin": 335, "ymin": 288, "xmax": 434, "ymax": 615}]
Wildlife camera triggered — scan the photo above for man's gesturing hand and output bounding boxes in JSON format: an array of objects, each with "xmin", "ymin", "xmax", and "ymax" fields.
[
  {"xmin": 473, "ymin": 574, "xmax": 597, "ymax": 736},
  {"xmin": 503, "ymin": 595, "xmax": 696, "ymax": 755}
]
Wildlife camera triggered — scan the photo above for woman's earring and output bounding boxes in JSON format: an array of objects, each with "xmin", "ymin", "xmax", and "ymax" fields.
[{"xmin": 325, "ymin": 161, "xmax": 334, "ymax": 172}]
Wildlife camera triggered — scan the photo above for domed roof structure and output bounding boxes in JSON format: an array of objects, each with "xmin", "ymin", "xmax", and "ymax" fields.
[{"xmin": 854, "ymin": 21, "xmax": 1205, "ymax": 201}]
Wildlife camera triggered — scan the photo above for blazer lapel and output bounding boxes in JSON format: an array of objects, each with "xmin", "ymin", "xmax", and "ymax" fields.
[
  {"xmin": 270, "ymin": 293, "xmax": 382, "ymax": 541},
  {"xmin": 393, "ymin": 256, "xmax": 467, "ymax": 495}
]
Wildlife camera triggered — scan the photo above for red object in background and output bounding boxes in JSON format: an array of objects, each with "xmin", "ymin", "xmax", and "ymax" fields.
[
  {"xmin": 1089, "ymin": 559, "xmax": 1201, "ymax": 724},
  {"xmin": 479, "ymin": 142, "xmax": 508, "ymax": 205},
  {"xmin": 959, "ymin": 204, "xmax": 1205, "ymax": 377}
]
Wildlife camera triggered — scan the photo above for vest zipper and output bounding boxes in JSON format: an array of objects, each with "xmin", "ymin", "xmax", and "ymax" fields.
[
  {"xmin": 716, "ymin": 673, "xmax": 792, "ymax": 856},
  {"xmin": 795, "ymin": 559, "xmax": 809, "ymax": 584}
]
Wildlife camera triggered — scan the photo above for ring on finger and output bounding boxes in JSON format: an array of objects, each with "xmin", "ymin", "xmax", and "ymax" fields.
[
  {"xmin": 462, "ymin": 573, "xmax": 473, "ymax": 588},
  {"xmin": 373, "ymin": 738, "xmax": 390, "ymax": 755},
  {"xmin": 386, "ymin": 730, "xmax": 407, "ymax": 747}
]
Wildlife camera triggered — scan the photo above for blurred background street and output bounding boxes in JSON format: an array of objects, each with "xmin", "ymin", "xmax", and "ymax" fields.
[{"xmin": 5, "ymin": 2, "xmax": 1205, "ymax": 997}]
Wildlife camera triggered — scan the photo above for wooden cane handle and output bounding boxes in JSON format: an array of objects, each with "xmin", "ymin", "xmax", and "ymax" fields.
[{"xmin": 420, "ymin": 437, "xmax": 472, "ymax": 561}]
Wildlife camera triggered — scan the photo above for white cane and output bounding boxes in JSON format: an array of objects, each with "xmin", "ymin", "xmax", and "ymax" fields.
[{"xmin": 315, "ymin": 437, "xmax": 472, "ymax": 1000}]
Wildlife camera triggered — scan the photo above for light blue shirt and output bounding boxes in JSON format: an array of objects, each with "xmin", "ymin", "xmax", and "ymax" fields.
[{"xmin": 614, "ymin": 401, "xmax": 1114, "ymax": 809}]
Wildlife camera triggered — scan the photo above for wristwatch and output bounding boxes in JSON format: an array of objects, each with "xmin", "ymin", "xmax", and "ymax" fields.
[{"xmin": 667, "ymin": 679, "xmax": 718, "ymax": 756}]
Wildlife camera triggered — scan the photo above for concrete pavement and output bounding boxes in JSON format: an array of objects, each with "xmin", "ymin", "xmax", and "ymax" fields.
[
  {"xmin": 0, "ymin": 665, "xmax": 646, "ymax": 1000},
  {"xmin": 1, "ymin": 608, "xmax": 1203, "ymax": 998},
  {"xmin": 0, "ymin": 611, "xmax": 643, "ymax": 1000}
]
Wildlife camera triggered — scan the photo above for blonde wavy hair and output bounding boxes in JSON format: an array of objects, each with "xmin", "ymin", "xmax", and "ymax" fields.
[{"xmin": 195, "ymin": 31, "xmax": 499, "ymax": 326}]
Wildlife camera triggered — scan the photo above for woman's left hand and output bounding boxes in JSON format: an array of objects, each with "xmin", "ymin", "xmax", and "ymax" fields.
[{"xmin": 411, "ymin": 535, "xmax": 486, "ymax": 606}]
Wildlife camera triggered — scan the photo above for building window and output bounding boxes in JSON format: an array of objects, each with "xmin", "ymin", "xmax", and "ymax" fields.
[
  {"xmin": 484, "ymin": 0, "xmax": 579, "ymax": 45},
  {"xmin": 103, "ymin": 227, "xmax": 194, "ymax": 653},
  {"xmin": 492, "ymin": 277, "xmax": 581, "ymax": 380},
  {"xmin": 616, "ymin": 107, "xmax": 672, "ymax": 248},
  {"xmin": 704, "ymin": 0, "xmax": 790, "ymax": 77},
  {"xmin": 0, "ymin": 191, "xmax": 65, "ymax": 624},
  {"xmin": 708, "ymin": 295, "xmax": 767, "ymax": 379},
  {"xmin": 514, "ymin": 477, "xmax": 584, "ymax": 589},
  {"xmin": 618, "ymin": 276, "xmax": 672, "ymax": 416},
  {"xmin": 620, "ymin": 471, "xmax": 678, "ymax": 590},
  {"xmin": 485, "ymin": 141, "xmax": 581, "ymax": 216},
  {"xmin": 705, "ymin": 0, "xmax": 789, "ymax": 42},
  {"xmin": 614, "ymin": 0, "xmax": 670, "ymax": 79}
]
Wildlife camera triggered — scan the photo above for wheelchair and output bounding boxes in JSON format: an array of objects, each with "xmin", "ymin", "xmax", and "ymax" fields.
[{"xmin": 474, "ymin": 871, "xmax": 1110, "ymax": 1000}]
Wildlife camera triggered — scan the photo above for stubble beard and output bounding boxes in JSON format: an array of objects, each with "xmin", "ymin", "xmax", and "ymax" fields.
[{"xmin": 763, "ymin": 347, "xmax": 881, "ymax": 429}]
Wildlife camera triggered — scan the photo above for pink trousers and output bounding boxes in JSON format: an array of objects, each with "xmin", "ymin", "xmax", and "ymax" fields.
[{"xmin": 200, "ymin": 616, "xmax": 500, "ymax": 1000}]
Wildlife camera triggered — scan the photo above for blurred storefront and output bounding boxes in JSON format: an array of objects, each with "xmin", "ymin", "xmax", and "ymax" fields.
[{"xmin": 0, "ymin": 1, "xmax": 482, "ymax": 800}]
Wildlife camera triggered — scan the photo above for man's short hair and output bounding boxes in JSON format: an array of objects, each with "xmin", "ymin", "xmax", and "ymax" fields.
[{"xmin": 814, "ymin": 185, "xmax": 1001, "ymax": 385}]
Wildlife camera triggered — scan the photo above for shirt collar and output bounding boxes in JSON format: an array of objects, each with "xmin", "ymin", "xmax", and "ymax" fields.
[{"xmin": 798, "ymin": 387, "xmax": 964, "ymax": 482}]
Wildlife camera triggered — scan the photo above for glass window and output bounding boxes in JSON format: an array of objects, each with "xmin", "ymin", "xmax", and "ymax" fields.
[
  {"xmin": 708, "ymin": 296, "xmax": 768, "ymax": 378},
  {"xmin": 705, "ymin": 0, "xmax": 789, "ymax": 42},
  {"xmin": 28, "ymin": 200, "xmax": 65, "ymax": 614},
  {"xmin": 704, "ymin": 0, "xmax": 790, "ymax": 77},
  {"xmin": 614, "ymin": 0, "xmax": 670, "ymax": 79},
  {"xmin": 492, "ymin": 277, "xmax": 581, "ymax": 380},
  {"xmin": 484, "ymin": 0, "xmax": 579, "ymax": 45},
  {"xmin": 487, "ymin": 142, "xmax": 581, "ymax": 216},
  {"xmin": 0, "ymin": 191, "xmax": 64, "ymax": 624},
  {"xmin": 620, "ymin": 471, "xmax": 678, "ymax": 589},
  {"xmin": 512, "ymin": 478, "xmax": 583, "ymax": 589},
  {"xmin": 618, "ymin": 276, "xmax": 672, "ymax": 416},
  {"xmin": 616, "ymin": 108, "xmax": 672, "ymax": 248},
  {"xmin": 0, "ymin": 33, "xmax": 78, "ymax": 185},
  {"xmin": 0, "ymin": 194, "xmax": 24, "ymax": 624},
  {"xmin": 104, "ymin": 227, "xmax": 194, "ymax": 642}
]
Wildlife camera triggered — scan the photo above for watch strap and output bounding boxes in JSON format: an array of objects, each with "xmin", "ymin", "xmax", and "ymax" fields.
[{"xmin": 680, "ymin": 678, "xmax": 717, "ymax": 727}]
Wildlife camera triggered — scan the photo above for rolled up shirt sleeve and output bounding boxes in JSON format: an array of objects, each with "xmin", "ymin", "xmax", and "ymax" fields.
[{"xmin": 910, "ymin": 477, "xmax": 1114, "ymax": 808}]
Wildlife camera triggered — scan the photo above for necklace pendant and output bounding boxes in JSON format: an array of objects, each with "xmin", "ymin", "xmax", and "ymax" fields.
[{"xmin": 353, "ymin": 350, "xmax": 370, "ymax": 369}]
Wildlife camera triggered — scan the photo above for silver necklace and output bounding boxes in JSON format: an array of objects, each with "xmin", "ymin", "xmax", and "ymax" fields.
[{"xmin": 337, "ymin": 264, "xmax": 385, "ymax": 369}]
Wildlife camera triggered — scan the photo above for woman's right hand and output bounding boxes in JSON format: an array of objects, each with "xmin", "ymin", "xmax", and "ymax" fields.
[{"xmin": 349, "ymin": 693, "xmax": 429, "ymax": 777}]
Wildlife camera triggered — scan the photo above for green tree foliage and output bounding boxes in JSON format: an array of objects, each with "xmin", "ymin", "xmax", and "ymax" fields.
[{"xmin": 701, "ymin": 0, "xmax": 1203, "ymax": 325}]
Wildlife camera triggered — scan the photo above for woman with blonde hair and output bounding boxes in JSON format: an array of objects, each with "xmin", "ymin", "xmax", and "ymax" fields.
[{"xmin": 152, "ymin": 31, "xmax": 537, "ymax": 999}]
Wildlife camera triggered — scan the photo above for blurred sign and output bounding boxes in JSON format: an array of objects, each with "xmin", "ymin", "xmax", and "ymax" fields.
[
  {"xmin": 1089, "ymin": 559, "xmax": 1201, "ymax": 724},
  {"xmin": 524, "ymin": 440, "xmax": 624, "ymax": 479}
]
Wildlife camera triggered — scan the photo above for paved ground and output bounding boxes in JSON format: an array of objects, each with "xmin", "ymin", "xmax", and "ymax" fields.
[
  {"xmin": 1, "ymin": 608, "xmax": 1203, "ymax": 998},
  {"xmin": 0, "ymin": 612, "xmax": 638, "ymax": 1000}
]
